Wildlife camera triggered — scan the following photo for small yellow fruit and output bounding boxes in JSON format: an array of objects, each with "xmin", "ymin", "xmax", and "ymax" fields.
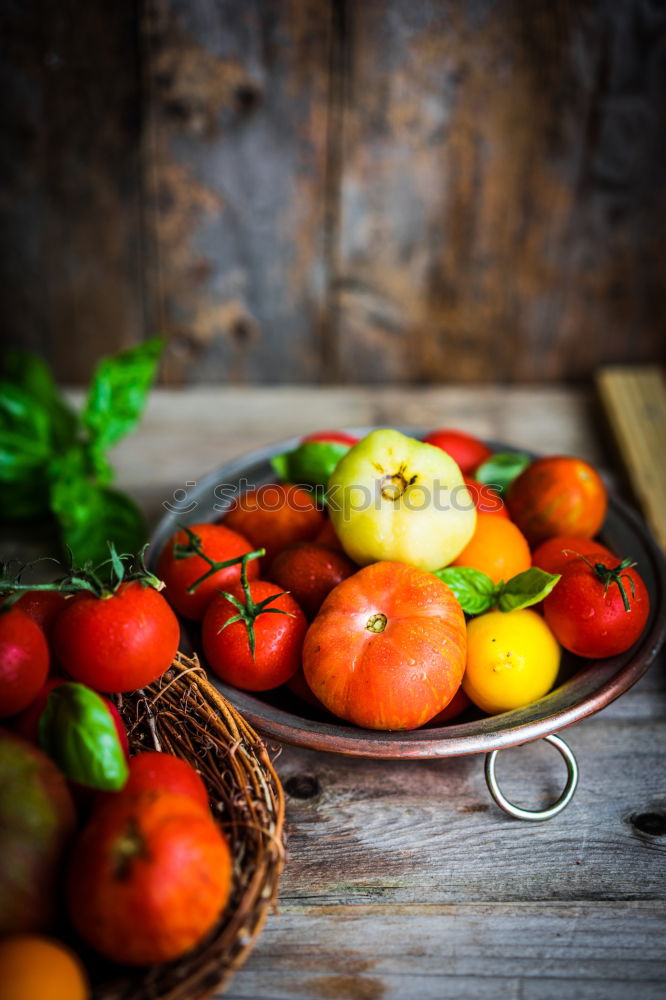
[
  {"xmin": 463, "ymin": 609, "xmax": 560, "ymax": 714},
  {"xmin": 0, "ymin": 934, "xmax": 90, "ymax": 1000}
]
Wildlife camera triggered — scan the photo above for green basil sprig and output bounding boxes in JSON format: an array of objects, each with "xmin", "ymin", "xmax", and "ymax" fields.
[
  {"xmin": 474, "ymin": 451, "xmax": 531, "ymax": 495},
  {"xmin": 271, "ymin": 440, "xmax": 351, "ymax": 488},
  {"xmin": 0, "ymin": 340, "xmax": 162, "ymax": 565},
  {"xmin": 435, "ymin": 566, "xmax": 560, "ymax": 616},
  {"xmin": 38, "ymin": 682, "xmax": 129, "ymax": 791}
]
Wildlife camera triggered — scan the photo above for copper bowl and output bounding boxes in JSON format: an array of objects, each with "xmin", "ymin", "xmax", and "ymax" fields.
[{"xmin": 148, "ymin": 431, "xmax": 666, "ymax": 761}]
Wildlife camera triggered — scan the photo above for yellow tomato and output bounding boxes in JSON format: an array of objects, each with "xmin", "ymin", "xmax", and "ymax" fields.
[{"xmin": 463, "ymin": 609, "xmax": 560, "ymax": 714}]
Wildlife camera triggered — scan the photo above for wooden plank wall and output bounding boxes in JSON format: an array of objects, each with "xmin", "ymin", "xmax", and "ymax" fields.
[{"xmin": 1, "ymin": 0, "xmax": 665, "ymax": 384}]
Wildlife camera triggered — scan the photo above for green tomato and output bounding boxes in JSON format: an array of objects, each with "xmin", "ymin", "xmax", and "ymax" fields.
[{"xmin": 326, "ymin": 429, "xmax": 477, "ymax": 571}]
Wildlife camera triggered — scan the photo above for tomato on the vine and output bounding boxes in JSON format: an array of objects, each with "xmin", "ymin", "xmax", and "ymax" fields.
[
  {"xmin": 158, "ymin": 522, "xmax": 260, "ymax": 620},
  {"xmin": 53, "ymin": 581, "xmax": 180, "ymax": 693},
  {"xmin": 202, "ymin": 558, "xmax": 307, "ymax": 691},
  {"xmin": 543, "ymin": 553, "xmax": 650, "ymax": 658},
  {"xmin": 531, "ymin": 535, "xmax": 613, "ymax": 576}
]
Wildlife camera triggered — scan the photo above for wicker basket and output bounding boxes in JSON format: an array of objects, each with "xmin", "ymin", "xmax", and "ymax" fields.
[{"xmin": 91, "ymin": 651, "xmax": 286, "ymax": 1000}]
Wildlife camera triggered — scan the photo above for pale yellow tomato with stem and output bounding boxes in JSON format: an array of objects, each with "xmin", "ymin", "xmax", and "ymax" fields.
[{"xmin": 462, "ymin": 609, "xmax": 561, "ymax": 714}]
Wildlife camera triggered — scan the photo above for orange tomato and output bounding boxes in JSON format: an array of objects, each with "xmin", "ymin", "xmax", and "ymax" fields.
[
  {"xmin": 0, "ymin": 935, "xmax": 89, "ymax": 1000},
  {"xmin": 507, "ymin": 456, "xmax": 607, "ymax": 547},
  {"xmin": 451, "ymin": 513, "xmax": 531, "ymax": 584},
  {"xmin": 303, "ymin": 562, "xmax": 466, "ymax": 730}
]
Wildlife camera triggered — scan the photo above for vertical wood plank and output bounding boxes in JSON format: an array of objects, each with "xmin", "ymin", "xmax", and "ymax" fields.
[
  {"xmin": 0, "ymin": 0, "xmax": 145, "ymax": 381},
  {"xmin": 142, "ymin": 0, "xmax": 333, "ymax": 383},
  {"xmin": 332, "ymin": 0, "xmax": 666, "ymax": 383}
]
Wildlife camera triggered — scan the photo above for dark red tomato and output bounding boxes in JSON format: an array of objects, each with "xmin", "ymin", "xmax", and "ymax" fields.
[
  {"xmin": 202, "ymin": 581, "xmax": 307, "ymax": 692},
  {"xmin": 463, "ymin": 476, "xmax": 509, "ymax": 518},
  {"xmin": 314, "ymin": 518, "xmax": 344, "ymax": 551},
  {"xmin": 12, "ymin": 677, "xmax": 129, "ymax": 757},
  {"xmin": 103, "ymin": 752, "xmax": 209, "ymax": 812},
  {"xmin": 543, "ymin": 553, "xmax": 650, "ymax": 658},
  {"xmin": 223, "ymin": 483, "xmax": 325, "ymax": 566},
  {"xmin": 270, "ymin": 543, "xmax": 357, "ymax": 619},
  {"xmin": 302, "ymin": 430, "xmax": 359, "ymax": 445},
  {"xmin": 426, "ymin": 686, "xmax": 472, "ymax": 726},
  {"xmin": 158, "ymin": 522, "xmax": 260, "ymax": 620},
  {"xmin": 531, "ymin": 535, "xmax": 613, "ymax": 576},
  {"xmin": 423, "ymin": 429, "xmax": 492, "ymax": 476},
  {"xmin": 52, "ymin": 582, "xmax": 180, "ymax": 693},
  {"xmin": 10, "ymin": 591, "xmax": 68, "ymax": 637},
  {"xmin": 0, "ymin": 609, "xmax": 50, "ymax": 718}
]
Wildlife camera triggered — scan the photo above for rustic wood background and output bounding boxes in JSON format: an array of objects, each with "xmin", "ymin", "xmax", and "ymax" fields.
[{"xmin": 1, "ymin": 0, "xmax": 665, "ymax": 385}]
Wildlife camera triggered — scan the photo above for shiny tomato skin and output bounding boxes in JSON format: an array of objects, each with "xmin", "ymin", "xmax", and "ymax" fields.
[
  {"xmin": 12, "ymin": 678, "xmax": 129, "ymax": 756},
  {"xmin": 223, "ymin": 483, "xmax": 324, "ymax": 566},
  {"xmin": 158, "ymin": 522, "xmax": 260, "ymax": 620},
  {"xmin": 0, "ymin": 609, "xmax": 50, "ymax": 717},
  {"xmin": 270, "ymin": 543, "xmax": 357, "ymax": 619},
  {"xmin": 463, "ymin": 476, "xmax": 509, "ymax": 518},
  {"xmin": 422, "ymin": 429, "xmax": 492, "ymax": 476},
  {"xmin": 302, "ymin": 430, "xmax": 359, "ymax": 445},
  {"xmin": 202, "ymin": 581, "xmax": 307, "ymax": 691},
  {"xmin": 52, "ymin": 582, "xmax": 180, "ymax": 693},
  {"xmin": 103, "ymin": 752, "xmax": 209, "ymax": 811},
  {"xmin": 543, "ymin": 553, "xmax": 650, "ymax": 658},
  {"xmin": 507, "ymin": 456, "xmax": 608, "ymax": 547},
  {"xmin": 303, "ymin": 562, "xmax": 467, "ymax": 731},
  {"xmin": 10, "ymin": 591, "xmax": 68, "ymax": 638},
  {"xmin": 531, "ymin": 535, "xmax": 613, "ymax": 576}
]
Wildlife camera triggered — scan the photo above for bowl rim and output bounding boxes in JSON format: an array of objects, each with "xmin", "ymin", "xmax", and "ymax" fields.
[{"xmin": 148, "ymin": 430, "xmax": 666, "ymax": 759}]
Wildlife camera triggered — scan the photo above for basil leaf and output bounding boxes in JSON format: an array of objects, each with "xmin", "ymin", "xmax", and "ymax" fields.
[
  {"xmin": 3, "ymin": 350, "xmax": 77, "ymax": 449},
  {"xmin": 434, "ymin": 567, "xmax": 499, "ymax": 615},
  {"xmin": 474, "ymin": 452, "xmax": 531, "ymax": 495},
  {"xmin": 38, "ymin": 682, "xmax": 128, "ymax": 791},
  {"xmin": 498, "ymin": 568, "xmax": 561, "ymax": 612},
  {"xmin": 270, "ymin": 440, "xmax": 351, "ymax": 487},
  {"xmin": 82, "ymin": 338, "xmax": 163, "ymax": 453},
  {"xmin": 49, "ymin": 451, "xmax": 147, "ymax": 566}
]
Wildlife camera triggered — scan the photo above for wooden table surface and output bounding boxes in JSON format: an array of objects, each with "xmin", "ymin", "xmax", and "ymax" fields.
[{"xmin": 98, "ymin": 387, "xmax": 666, "ymax": 998}]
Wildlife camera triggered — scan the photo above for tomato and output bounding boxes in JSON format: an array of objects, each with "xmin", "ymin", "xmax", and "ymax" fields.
[
  {"xmin": 543, "ymin": 553, "xmax": 650, "ymax": 658},
  {"xmin": 12, "ymin": 678, "xmax": 129, "ymax": 757},
  {"xmin": 327, "ymin": 429, "xmax": 476, "ymax": 572},
  {"xmin": 158, "ymin": 522, "xmax": 260, "ymax": 620},
  {"xmin": 67, "ymin": 790, "xmax": 232, "ymax": 965},
  {"xmin": 422, "ymin": 429, "xmax": 492, "ymax": 476},
  {"xmin": 270, "ymin": 542, "xmax": 357, "ymax": 619},
  {"xmin": 451, "ymin": 513, "xmax": 531, "ymax": 584},
  {"xmin": 223, "ymin": 483, "xmax": 324, "ymax": 565},
  {"xmin": 463, "ymin": 477, "xmax": 509, "ymax": 518},
  {"xmin": 507, "ymin": 456, "xmax": 607, "ymax": 546},
  {"xmin": 531, "ymin": 535, "xmax": 613, "ymax": 576},
  {"xmin": 302, "ymin": 430, "xmax": 360, "ymax": 446},
  {"xmin": 9, "ymin": 592, "xmax": 68, "ymax": 638},
  {"xmin": 303, "ymin": 561, "xmax": 467, "ymax": 730},
  {"xmin": 314, "ymin": 517, "xmax": 344, "ymax": 550},
  {"xmin": 52, "ymin": 582, "xmax": 180, "ymax": 693},
  {"xmin": 103, "ymin": 752, "xmax": 209, "ymax": 812},
  {"xmin": 203, "ymin": 580, "xmax": 307, "ymax": 691},
  {"xmin": 463, "ymin": 609, "xmax": 561, "ymax": 714},
  {"xmin": 286, "ymin": 666, "xmax": 324, "ymax": 708},
  {"xmin": 0, "ymin": 610, "xmax": 50, "ymax": 718},
  {"xmin": 426, "ymin": 685, "xmax": 472, "ymax": 725}
]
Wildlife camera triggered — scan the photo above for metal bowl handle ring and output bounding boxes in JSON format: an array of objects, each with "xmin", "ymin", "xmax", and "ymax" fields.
[{"xmin": 484, "ymin": 733, "xmax": 579, "ymax": 821}]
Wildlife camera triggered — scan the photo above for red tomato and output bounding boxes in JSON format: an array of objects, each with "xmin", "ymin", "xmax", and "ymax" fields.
[
  {"xmin": 270, "ymin": 543, "xmax": 357, "ymax": 619},
  {"xmin": 543, "ymin": 553, "xmax": 650, "ymax": 658},
  {"xmin": 203, "ymin": 581, "xmax": 307, "ymax": 691},
  {"xmin": 67, "ymin": 791, "xmax": 232, "ymax": 965},
  {"xmin": 531, "ymin": 535, "xmax": 613, "ymax": 576},
  {"xmin": 9, "ymin": 591, "xmax": 68, "ymax": 637},
  {"xmin": 105, "ymin": 752, "xmax": 209, "ymax": 811},
  {"xmin": 52, "ymin": 582, "xmax": 180, "ymax": 693},
  {"xmin": 12, "ymin": 678, "xmax": 129, "ymax": 757},
  {"xmin": 423, "ymin": 429, "xmax": 492, "ymax": 476},
  {"xmin": 314, "ymin": 518, "xmax": 344, "ymax": 550},
  {"xmin": 303, "ymin": 562, "xmax": 467, "ymax": 730},
  {"xmin": 223, "ymin": 483, "xmax": 325, "ymax": 565},
  {"xmin": 158, "ymin": 522, "xmax": 260, "ymax": 620},
  {"xmin": 426, "ymin": 686, "xmax": 472, "ymax": 726},
  {"xmin": 463, "ymin": 476, "xmax": 509, "ymax": 518},
  {"xmin": 507, "ymin": 456, "xmax": 608, "ymax": 546},
  {"xmin": 302, "ymin": 430, "xmax": 359, "ymax": 445},
  {"xmin": 0, "ymin": 609, "xmax": 50, "ymax": 718}
]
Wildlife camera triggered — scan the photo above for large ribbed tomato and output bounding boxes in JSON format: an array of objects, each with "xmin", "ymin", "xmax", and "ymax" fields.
[
  {"xmin": 303, "ymin": 562, "xmax": 466, "ymax": 730},
  {"xmin": 507, "ymin": 456, "xmax": 607, "ymax": 546}
]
